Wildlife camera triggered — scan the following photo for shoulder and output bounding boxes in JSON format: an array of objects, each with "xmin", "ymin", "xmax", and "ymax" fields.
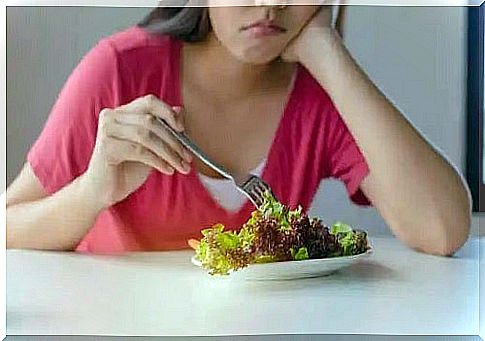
[
  {"xmin": 87, "ymin": 26, "xmax": 181, "ymax": 101},
  {"xmin": 77, "ymin": 26, "xmax": 178, "ymax": 74},
  {"xmin": 101, "ymin": 25, "xmax": 178, "ymax": 56},
  {"xmin": 94, "ymin": 26, "xmax": 179, "ymax": 72}
]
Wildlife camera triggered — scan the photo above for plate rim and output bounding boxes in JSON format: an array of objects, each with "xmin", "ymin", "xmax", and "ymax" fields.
[{"xmin": 191, "ymin": 245, "xmax": 373, "ymax": 269}]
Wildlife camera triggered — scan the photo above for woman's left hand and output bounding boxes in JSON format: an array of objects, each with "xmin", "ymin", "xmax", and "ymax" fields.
[{"xmin": 281, "ymin": 6, "xmax": 336, "ymax": 63}]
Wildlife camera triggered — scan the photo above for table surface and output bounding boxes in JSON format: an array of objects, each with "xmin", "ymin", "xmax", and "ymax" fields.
[{"xmin": 7, "ymin": 236, "xmax": 481, "ymax": 336}]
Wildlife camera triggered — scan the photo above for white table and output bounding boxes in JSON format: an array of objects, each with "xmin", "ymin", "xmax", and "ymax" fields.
[{"xmin": 6, "ymin": 236, "xmax": 481, "ymax": 337}]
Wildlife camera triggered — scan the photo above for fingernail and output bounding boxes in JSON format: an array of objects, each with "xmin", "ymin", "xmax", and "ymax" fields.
[{"xmin": 166, "ymin": 167, "xmax": 175, "ymax": 175}]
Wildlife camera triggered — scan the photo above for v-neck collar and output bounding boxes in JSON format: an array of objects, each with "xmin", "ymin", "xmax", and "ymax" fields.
[{"xmin": 173, "ymin": 38, "xmax": 300, "ymax": 218}]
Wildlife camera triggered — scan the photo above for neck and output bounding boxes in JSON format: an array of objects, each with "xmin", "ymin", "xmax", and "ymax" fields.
[{"xmin": 182, "ymin": 32, "xmax": 296, "ymax": 104}]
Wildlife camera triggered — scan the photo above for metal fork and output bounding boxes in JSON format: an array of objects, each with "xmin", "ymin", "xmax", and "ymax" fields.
[{"xmin": 157, "ymin": 117, "xmax": 276, "ymax": 208}]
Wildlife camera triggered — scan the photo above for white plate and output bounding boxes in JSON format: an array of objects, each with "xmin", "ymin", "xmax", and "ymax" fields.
[{"xmin": 191, "ymin": 247, "xmax": 373, "ymax": 280}]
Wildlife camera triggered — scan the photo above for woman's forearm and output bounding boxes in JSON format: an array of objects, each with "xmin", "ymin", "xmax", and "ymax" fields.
[
  {"xmin": 6, "ymin": 175, "xmax": 105, "ymax": 251},
  {"xmin": 299, "ymin": 29, "xmax": 471, "ymax": 255}
]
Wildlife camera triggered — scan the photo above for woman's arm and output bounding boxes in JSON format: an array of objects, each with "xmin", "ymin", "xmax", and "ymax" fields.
[
  {"xmin": 7, "ymin": 95, "xmax": 190, "ymax": 251},
  {"xmin": 6, "ymin": 163, "xmax": 105, "ymax": 250},
  {"xmin": 290, "ymin": 26, "xmax": 471, "ymax": 256}
]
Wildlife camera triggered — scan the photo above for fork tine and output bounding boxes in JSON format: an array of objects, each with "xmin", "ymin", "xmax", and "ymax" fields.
[
  {"xmin": 256, "ymin": 193, "xmax": 265, "ymax": 206},
  {"xmin": 248, "ymin": 196, "xmax": 259, "ymax": 207},
  {"xmin": 242, "ymin": 188, "xmax": 258, "ymax": 205},
  {"xmin": 253, "ymin": 185, "xmax": 264, "ymax": 197},
  {"xmin": 238, "ymin": 174, "xmax": 277, "ymax": 208},
  {"xmin": 257, "ymin": 186, "xmax": 271, "ymax": 201},
  {"xmin": 250, "ymin": 182, "xmax": 263, "ymax": 198},
  {"xmin": 250, "ymin": 189, "xmax": 262, "ymax": 204},
  {"xmin": 257, "ymin": 183, "xmax": 269, "ymax": 195},
  {"xmin": 255, "ymin": 192, "xmax": 265, "ymax": 206}
]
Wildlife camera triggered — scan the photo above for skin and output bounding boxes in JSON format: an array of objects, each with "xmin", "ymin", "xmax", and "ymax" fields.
[{"xmin": 6, "ymin": 4, "xmax": 471, "ymax": 255}]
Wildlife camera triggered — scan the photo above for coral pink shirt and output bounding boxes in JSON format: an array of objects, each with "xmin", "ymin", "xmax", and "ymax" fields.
[{"xmin": 27, "ymin": 26, "xmax": 371, "ymax": 254}]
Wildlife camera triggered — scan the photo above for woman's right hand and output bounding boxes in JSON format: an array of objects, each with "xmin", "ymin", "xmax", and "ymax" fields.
[{"xmin": 82, "ymin": 94, "xmax": 193, "ymax": 208}]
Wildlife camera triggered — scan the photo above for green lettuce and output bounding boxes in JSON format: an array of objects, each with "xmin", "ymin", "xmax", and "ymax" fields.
[
  {"xmin": 291, "ymin": 247, "xmax": 309, "ymax": 261},
  {"xmin": 330, "ymin": 221, "xmax": 352, "ymax": 235},
  {"xmin": 195, "ymin": 192, "xmax": 368, "ymax": 275},
  {"xmin": 259, "ymin": 192, "xmax": 302, "ymax": 232}
]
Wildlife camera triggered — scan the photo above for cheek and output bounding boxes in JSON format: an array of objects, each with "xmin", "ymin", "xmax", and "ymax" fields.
[
  {"xmin": 208, "ymin": 9, "xmax": 232, "ymax": 41},
  {"xmin": 209, "ymin": 9, "xmax": 247, "ymax": 53}
]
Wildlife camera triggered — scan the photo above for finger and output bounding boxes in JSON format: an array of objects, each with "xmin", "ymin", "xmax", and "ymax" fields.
[
  {"xmin": 105, "ymin": 137, "xmax": 175, "ymax": 175},
  {"xmin": 172, "ymin": 106, "xmax": 186, "ymax": 129},
  {"xmin": 105, "ymin": 122, "xmax": 191, "ymax": 174},
  {"xmin": 107, "ymin": 122, "xmax": 190, "ymax": 174},
  {"xmin": 112, "ymin": 111, "xmax": 192, "ymax": 163},
  {"xmin": 171, "ymin": 107, "xmax": 192, "ymax": 162},
  {"xmin": 118, "ymin": 95, "xmax": 184, "ymax": 132},
  {"xmin": 98, "ymin": 108, "xmax": 116, "ymax": 132}
]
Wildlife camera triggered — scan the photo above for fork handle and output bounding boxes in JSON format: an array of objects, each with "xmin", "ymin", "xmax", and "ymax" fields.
[{"xmin": 157, "ymin": 117, "xmax": 234, "ymax": 180}]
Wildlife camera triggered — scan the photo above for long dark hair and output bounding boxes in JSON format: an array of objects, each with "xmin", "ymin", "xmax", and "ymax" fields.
[
  {"xmin": 138, "ymin": 5, "xmax": 346, "ymax": 43},
  {"xmin": 138, "ymin": 6, "xmax": 212, "ymax": 42}
]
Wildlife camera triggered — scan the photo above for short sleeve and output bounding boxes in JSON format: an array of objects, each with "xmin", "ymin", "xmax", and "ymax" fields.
[
  {"xmin": 27, "ymin": 39, "xmax": 121, "ymax": 194},
  {"xmin": 325, "ymin": 107, "xmax": 372, "ymax": 206}
]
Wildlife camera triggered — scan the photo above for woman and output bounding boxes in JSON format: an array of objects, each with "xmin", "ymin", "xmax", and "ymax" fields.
[{"xmin": 6, "ymin": 3, "xmax": 471, "ymax": 255}]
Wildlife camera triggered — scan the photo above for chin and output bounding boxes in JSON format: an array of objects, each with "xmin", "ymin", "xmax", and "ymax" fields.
[{"xmin": 234, "ymin": 49, "xmax": 282, "ymax": 65}]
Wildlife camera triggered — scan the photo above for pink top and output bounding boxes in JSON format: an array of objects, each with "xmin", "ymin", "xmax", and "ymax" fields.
[{"xmin": 27, "ymin": 26, "xmax": 371, "ymax": 254}]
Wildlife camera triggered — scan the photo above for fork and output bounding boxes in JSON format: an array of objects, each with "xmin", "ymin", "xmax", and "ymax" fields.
[{"xmin": 157, "ymin": 117, "xmax": 276, "ymax": 208}]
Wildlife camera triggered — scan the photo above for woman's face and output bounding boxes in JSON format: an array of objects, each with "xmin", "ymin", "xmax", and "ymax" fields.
[{"xmin": 207, "ymin": 4, "xmax": 325, "ymax": 64}]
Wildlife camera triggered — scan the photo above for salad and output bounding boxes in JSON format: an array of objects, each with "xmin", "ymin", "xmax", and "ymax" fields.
[{"xmin": 191, "ymin": 193, "xmax": 370, "ymax": 275}]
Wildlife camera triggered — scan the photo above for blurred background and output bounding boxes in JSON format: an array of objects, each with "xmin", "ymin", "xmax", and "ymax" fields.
[{"xmin": 6, "ymin": 5, "xmax": 483, "ymax": 237}]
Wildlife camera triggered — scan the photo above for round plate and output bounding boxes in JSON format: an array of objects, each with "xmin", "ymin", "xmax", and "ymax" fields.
[{"xmin": 191, "ymin": 247, "xmax": 373, "ymax": 280}]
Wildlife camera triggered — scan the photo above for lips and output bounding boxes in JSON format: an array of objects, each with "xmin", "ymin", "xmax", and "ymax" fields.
[{"xmin": 241, "ymin": 19, "xmax": 286, "ymax": 37}]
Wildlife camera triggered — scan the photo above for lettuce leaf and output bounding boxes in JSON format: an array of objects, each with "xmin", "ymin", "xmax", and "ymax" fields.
[
  {"xmin": 336, "ymin": 230, "xmax": 369, "ymax": 256},
  {"xmin": 330, "ymin": 222, "xmax": 352, "ymax": 235},
  {"xmin": 259, "ymin": 192, "xmax": 302, "ymax": 232},
  {"xmin": 291, "ymin": 247, "xmax": 309, "ymax": 260}
]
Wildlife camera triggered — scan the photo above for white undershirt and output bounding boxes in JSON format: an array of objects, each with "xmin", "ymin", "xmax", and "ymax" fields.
[{"xmin": 198, "ymin": 159, "xmax": 266, "ymax": 212}]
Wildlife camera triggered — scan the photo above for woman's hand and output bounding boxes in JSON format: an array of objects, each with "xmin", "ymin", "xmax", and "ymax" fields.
[
  {"xmin": 281, "ymin": 6, "xmax": 336, "ymax": 63},
  {"xmin": 83, "ymin": 94, "xmax": 193, "ymax": 208}
]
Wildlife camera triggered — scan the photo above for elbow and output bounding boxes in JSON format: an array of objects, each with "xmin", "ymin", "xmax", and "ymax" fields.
[
  {"xmin": 429, "ymin": 234, "xmax": 468, "ymax": 257},
  {"xmin": 6, "ymin": 225, "xmax": 25, "ymax": 250},
  {"xmin": 6, "ymin": 239, "xmax": 15, "ymax": 250},
  {"xmin": 418, "ymin": 211, "xmax": 471, "ymax": 257},
  {"xmin": 6, "ymin": 236, "xmax": 75, "ymax": 252},
  {"xmin": 426, "ymin": 185, "xmax": 472, "ymax": 257},
  {"xmin": 427, "ymin": 167, "xmax": 474, "ymax": 256},
  {"xmin": 440, "ymin": 218, "xmax": 471, "ymax": 257},
  {"xmin": 6, "ymin": 207, "xmax": 18, "ymax": 250},
  {"xmin": 6, "ymin": 232, "xmax": 25, "ymax": 250},
  {"xmin": 6, "ymin": 210, "xmax": 76, "ymax": 252}
]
